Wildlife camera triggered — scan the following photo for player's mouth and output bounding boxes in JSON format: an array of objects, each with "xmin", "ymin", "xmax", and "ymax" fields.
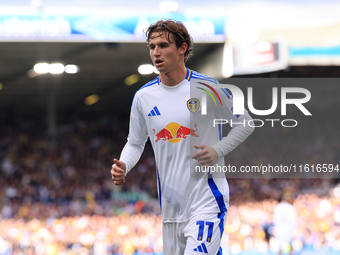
[{"xmin": 154, "ymin": 59, "xmax": 164, "ymax": 67}]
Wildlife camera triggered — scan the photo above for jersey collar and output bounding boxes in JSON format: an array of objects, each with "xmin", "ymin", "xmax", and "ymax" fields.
[{"xmin": 158, "ymin": 67, "xmax": 192, "ymax": 85}]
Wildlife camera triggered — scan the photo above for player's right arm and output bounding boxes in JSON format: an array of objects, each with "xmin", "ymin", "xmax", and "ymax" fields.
[
  {"xmin": 111, "ymin": 92, "xmax": 148, "ymax": 185},
  {"xmin": 111, "ymin": 158, "xmax": 126, "ymax": 185}
]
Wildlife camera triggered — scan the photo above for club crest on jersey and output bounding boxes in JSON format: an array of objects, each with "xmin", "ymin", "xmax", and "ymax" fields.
[{"xmin": 187, "ymin": 98, "xmax": 200, "ymax": 114}]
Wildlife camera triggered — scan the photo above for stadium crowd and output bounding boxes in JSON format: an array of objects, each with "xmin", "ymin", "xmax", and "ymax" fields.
[{"xmin": 0, "ymin": 109, "xmax": 339, "ymax": 254}]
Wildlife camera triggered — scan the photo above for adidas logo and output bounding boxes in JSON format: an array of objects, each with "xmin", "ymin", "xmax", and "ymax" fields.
[
  {"xmin": 193, "ymin": 243, "xmax": 208, "ymax": 253},
  {"xmin": 148, "ymin": 106, "xmax": 161, "ymax": 116}
]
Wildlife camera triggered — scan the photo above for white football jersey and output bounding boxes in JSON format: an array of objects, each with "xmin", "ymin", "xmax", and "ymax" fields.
[
  {"xmin": 122, "ymin": 69, "xmax": 253, "ymax": 223},
  {"xmin": 273, "ymin": 202, "xmax": 297, "ymax": 238}
]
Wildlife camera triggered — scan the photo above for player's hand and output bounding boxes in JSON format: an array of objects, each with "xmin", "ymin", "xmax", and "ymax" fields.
[
  {"xmin": 111, "ymin": 159, "xmax": 126, "ymax": 185},
  {"xmin": 191, "ymin": 144, "xmax": 218, "ymax": 166}
]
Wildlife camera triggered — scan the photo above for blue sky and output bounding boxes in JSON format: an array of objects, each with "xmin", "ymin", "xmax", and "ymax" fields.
[{"xmin": 1, "ymin": 0, "xmax": 339, "ymax": 8}]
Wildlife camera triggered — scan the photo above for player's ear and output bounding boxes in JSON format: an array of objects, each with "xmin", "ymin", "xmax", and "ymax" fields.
[{"xmin": 179, "ymin": 42, "xmax": 188, "ymax": 55}]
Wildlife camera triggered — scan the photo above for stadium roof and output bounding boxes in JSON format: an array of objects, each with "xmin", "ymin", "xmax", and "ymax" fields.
[
  {"xmin": 1, "ymin": 0, "xmax": 340, "ymax": 114},
  {"xmin": 0, "ymin": 41, "xmax": 217, "ymax": 113}
]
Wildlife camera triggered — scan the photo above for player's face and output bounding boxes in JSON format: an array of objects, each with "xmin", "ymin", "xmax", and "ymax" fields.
[{"xmin": 149, "ymin": 32, "xmax": 185, "ymax": 74}]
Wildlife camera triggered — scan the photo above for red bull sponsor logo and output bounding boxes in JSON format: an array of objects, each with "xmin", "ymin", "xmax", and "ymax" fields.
[{"xmin": 153, "ymin": 122, "xmax": 199, "ymax": 143}]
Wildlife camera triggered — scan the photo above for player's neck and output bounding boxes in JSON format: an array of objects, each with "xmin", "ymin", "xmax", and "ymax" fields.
[{"xmin": 160, "ymin": 65, "xmax": 187, "ymax": 87}]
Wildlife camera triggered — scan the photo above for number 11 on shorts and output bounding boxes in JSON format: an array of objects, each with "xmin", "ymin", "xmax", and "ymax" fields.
[{"xmin": 196, "ymin": 221, "xmax": 214, "ymax": 242}]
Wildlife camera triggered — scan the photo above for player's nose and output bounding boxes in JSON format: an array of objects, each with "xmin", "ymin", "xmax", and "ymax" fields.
[{"xmin": 153, "ymin": 46, "xmax": 161, "ymax": 56}]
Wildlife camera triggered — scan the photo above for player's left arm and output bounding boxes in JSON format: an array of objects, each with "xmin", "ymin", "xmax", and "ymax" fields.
[
  {"xmin": 191, "ymin": 144, "xmax": 218, "ymax": 166},
  {"xmin": 211, "ymin": 88, "xmax": 255, "ymax": 159},
  {"xmin": 192, "ymin": 87, "xmax": 254, "ymax": 166}
]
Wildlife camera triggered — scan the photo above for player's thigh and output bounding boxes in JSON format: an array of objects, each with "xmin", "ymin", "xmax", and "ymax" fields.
[
  {"xmin": 163, "ymin": 222, "xmax": 187, "ymax": 255},
  {"xmin": 183, "ymin": 212, "xmax": 227, "ymax": 255}
]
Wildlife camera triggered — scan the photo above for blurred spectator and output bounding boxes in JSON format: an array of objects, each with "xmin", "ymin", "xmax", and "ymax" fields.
[
  {"xmin": 273, "ymin": 191, "xmax": 297, "ymax": 255},
  {"xmin": 0, "ymin": 110, "xmax": 339, "ymax": 254}
]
